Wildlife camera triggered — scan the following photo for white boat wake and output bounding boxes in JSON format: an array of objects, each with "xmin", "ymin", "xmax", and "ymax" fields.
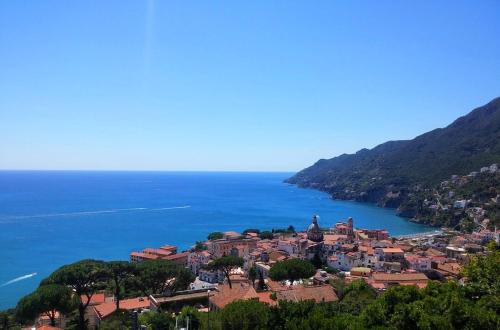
[
  {"xmin": 1, "ymin": 206, "xmax": 191, "ymax": 220},
  {"xmin": 152, "ymin": 205, "xmax": 191, "ymax": 210},
  {"xmin": 0, "ymin": 273, "xmax": 37, "ymax": 287}
]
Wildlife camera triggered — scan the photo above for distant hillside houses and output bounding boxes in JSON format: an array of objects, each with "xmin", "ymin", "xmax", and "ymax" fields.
[{"xmin": 415, "ymin": 163, "xmax": 499, "ymax": 230}]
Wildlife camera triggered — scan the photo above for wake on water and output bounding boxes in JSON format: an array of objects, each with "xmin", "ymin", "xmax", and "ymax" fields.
[
  {"xmin": 0, "ymin": 205, "xmax": 192, "ymax": 220},
  {"xmin": 0, "ymin": 273, "xmax": 37, "ymax": 287}
]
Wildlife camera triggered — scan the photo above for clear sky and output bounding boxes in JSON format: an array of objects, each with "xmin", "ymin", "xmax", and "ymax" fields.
[{"xmin": 1, "ymin": 1, "xmax": 499, "ymax": 171}]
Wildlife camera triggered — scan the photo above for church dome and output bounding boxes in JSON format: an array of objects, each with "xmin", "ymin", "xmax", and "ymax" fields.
[
  {"xmin": 308, "ymin": 215, "xmax": 320, "ymax": 232},
  {"xmin": 307, "ymin": 215, "xmax": 323, "ymax": 242}
]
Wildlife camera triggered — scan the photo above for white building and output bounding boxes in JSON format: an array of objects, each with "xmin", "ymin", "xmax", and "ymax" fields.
[
  {"xmin": 255, "ymin": 262, "xmax": 271, "ymax": 279},
  {"xmin": 453, "ymin": 200, "xmax": 468, "ymax": 209},
  {"xmin": 405, "ymin": 255, "xmax": 431, "ymax": 272}
]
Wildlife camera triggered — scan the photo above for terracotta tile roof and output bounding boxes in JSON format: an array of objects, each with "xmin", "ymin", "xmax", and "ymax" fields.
[
  {"xmin": 130, "ymin": 252, "xmax": 159, "ymax": 260},
  {"xmin": 143, "ymin": 248, "xmax": 174, "ymax": 256},
  {"xmin": 324, "ymin": 234, "xmax": 348, "ymax": 241},
  {"xmin": 276, "ymin": 285, "xmax": 338, "ymax": 303},
  {"xmin": 81, "ymin": 293, "xmax": 105, "ymax": 306},
  {"xmin": 224, "ymin": 231, "xmax": 241, "ymax": 237},
  {"xmin": 382, "ymin": 248, "xmax": 404, "ymax": 253},
  {"xmin": 425, "ymin": 248, "xmax": 445, "ymax": 257},
  {"xmin": 429, "ymin": 255, "xmax": 447, "ymax": 263},
  {"xmin": 37, "ymin": 326, "xmax": 64, "ymax": 330},
  {"xmin": 266, "ymin": 280, "xmax": 289, "ymax": 292},
  {"xmin": 269, "ymin": 251, "xmax": 288, "ymax": 262},
  {"xmin": 436, "ymin": 262, "xmax": 462, "ymax": 276},
  {"xmin": 160, "ymin": 245, "xmax": 177, "ymax": 251},
  {"xmin": 372, "ymin": 272, "xmax": 428, "ymax": 282},
  {"xmin": 256, "ymin": 292, "xmax": 278, "ymax": 306},
  {"xmin": 359, "ymin": 246, "xmax": 374, "ymax": 255},
  {"xmin": 210, "ymin": 284, "xmax": 258, "ymax": 309},
  {"xmin": 93, "ymin": 297, "xmax": 150, "ymax": 319},
  {"xmin": 163, "ymin": 252, "xmax": 190, "ymax": 261}
]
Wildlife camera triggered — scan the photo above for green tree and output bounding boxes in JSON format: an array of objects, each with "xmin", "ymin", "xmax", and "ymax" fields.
[
  {"xmin": 105, "ymin": 261, "xmax": 136, "ymax": 310},
  {"xmin": 0, "ymin": 309, "xmax": 20, "ymax": 330},
  {"xmin": 339, "ymin": 280, "xmax": 377, "ymax": 315},
  {"xmin": 259, "ymin": 231, "xmax": 274, "ymax": 240},
  {"xmin": 98, "ymin": 310, "xmax": 131, "ymax": 330},
  {"xmin": 42, "ymin": 259, "xmax": 108, "ymax": 330},
  {"xmin": 139, "ymin": 311, "xmax": 174, "ymax": 330},
  {"xmin": 207, "ymin": 232, "xmax": 224, "ymax": 240},
  {"xmin": 460, "ymin": 217, "xmax": 476, "ymax": 233},
  {"xmin": 257, "ymin": 270, "xmax": 266, "ymax": 291},
  {"xmin": 248, "ymin": 266, "xmax": 257, "ymax": 288},
  {"xmin": 15, "ymin": 284, "xmax": 77, "ymax": 327},
  {"xmin": 269, "ymin": 259, "xmax": 315, "ymax": 282},
  {"xmin": 194, "ymin": 241, "xmax": 208, "ymax": 251},
  {"xmin": 178, "ymin": 306, "xmax": 201, "ymax": 330},
  {"xmin": 242, "ymin": 229, "xmax": 260, "ymax": 235},
  {"xmin": 0, "ymin": 311, "xmax": 9, "ymax": 330},
  {"xmin": 311, "ymin": 252, "xmax": 323, "ymax": 269},
  {"xmin": 133, "ymin": 260, "xmax": 194, "ymax": 296},
  {"xmin": 486, "ymin": 239, "xmax": 499, "ymax": 251},
  {"xmin": 206, "ymin": 256, "xmax": 244, "ymax": 289},
  {"xmin": 462, "ymin": 251, "xmax": 500, "ymax": 299},
  {"xmin": 219, "ymin": 300, "xmax": 270, "ymax": 330},
  {"xmin": 330, "ymin": 277, "xmax": 347, "ymax": 299}
]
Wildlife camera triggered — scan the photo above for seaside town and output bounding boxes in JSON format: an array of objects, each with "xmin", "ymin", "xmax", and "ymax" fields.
[{"xmin": 21, "ymin": 213, "xmax": 499, "ymax": 330}]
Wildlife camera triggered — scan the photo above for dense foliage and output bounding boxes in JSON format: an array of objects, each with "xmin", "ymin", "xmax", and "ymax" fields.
[
  {"xmin": 42, "ymin": 259, "xmax": 109, "ymax": 329},
  {"xmin": 268, "ymin": 258, "xmax": 316, "ymax": 282},
  {"xmin": 287, "ymin": 97, "xmax": 500, "ymax": 227},
  {"xmin": 10, "ymin": 259, "xmax": 191, "ymax": 330},
  {"xmin": 206, "ymin": 252, "xmax": 500, "ymax": 330},
  {"xmin": 258, "ymin": 231, "xmax": 274, "ymax": 240},
  {"xmin": 6, "ymin": 251, "xmax": 499, "ymax": 330},
  {"xmin": 130, "ymin": 260, "xmax": 194, "ymax": 296},
  {"xmin": 15, "ymin": 284, "xmax": 77, "ymax": 326},
  {"xmin": 208, "ymin": 232, "xmax": 224, "ymax": 240}
]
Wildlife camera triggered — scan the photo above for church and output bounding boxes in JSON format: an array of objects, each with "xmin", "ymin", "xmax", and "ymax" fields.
[{"xmin": 307, "ymin": 214, "xmax": 324, "ymax": 242}]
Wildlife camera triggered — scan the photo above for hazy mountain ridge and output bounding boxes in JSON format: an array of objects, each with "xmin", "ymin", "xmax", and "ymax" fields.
[{"xmin": 287, "ymin": 97, "xmax": 500, "ymax": 223}]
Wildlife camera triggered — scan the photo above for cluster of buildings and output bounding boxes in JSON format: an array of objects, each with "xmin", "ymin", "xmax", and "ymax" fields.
[
  {"xmin": 129, "ymin": 245, "xmax": 189, "ymax": 266},
  {"xmin": 125, "ymin": 213, "xmax": 497, "ymax": 313},
  {"xmin": 28, "ymin": 213, "xmax": 497, "ymax": 330}
]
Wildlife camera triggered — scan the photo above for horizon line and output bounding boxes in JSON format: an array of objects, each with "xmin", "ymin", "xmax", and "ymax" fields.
[{"xmin": 0, "ymin": 168, "xmax": 297, "ymax": 174}]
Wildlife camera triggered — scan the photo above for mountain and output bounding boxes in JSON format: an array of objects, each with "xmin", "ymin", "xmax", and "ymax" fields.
[{"xmin": 287, "ymin": 97, "xmax": 500, "ymax": 223}]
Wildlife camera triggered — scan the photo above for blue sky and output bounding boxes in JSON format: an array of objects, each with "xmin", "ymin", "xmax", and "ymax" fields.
[{"xmin": 1, "ymin": 1, "xmax": 499, "ymax": 171}]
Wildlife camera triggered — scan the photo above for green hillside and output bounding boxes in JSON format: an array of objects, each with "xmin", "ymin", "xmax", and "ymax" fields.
[{"xmin": 287, "ymin": 97, "xmax": 500, "ymax": 225}]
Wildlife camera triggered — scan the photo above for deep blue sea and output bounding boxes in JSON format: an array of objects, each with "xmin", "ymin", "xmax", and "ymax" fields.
[{"xmin": 0, "ymin": 171, "xmax": 431, "ymax": 309}]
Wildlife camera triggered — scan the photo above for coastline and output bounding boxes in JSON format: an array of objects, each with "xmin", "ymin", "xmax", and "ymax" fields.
[{"xmin": 0, "ymin": 171, "xmax": 433, "ymax": 310}]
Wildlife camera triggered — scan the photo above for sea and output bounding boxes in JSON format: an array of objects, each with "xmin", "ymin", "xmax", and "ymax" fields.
[{"xmin": 0, "ymin": 171, "xmax": 432, "ymax": 309}]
